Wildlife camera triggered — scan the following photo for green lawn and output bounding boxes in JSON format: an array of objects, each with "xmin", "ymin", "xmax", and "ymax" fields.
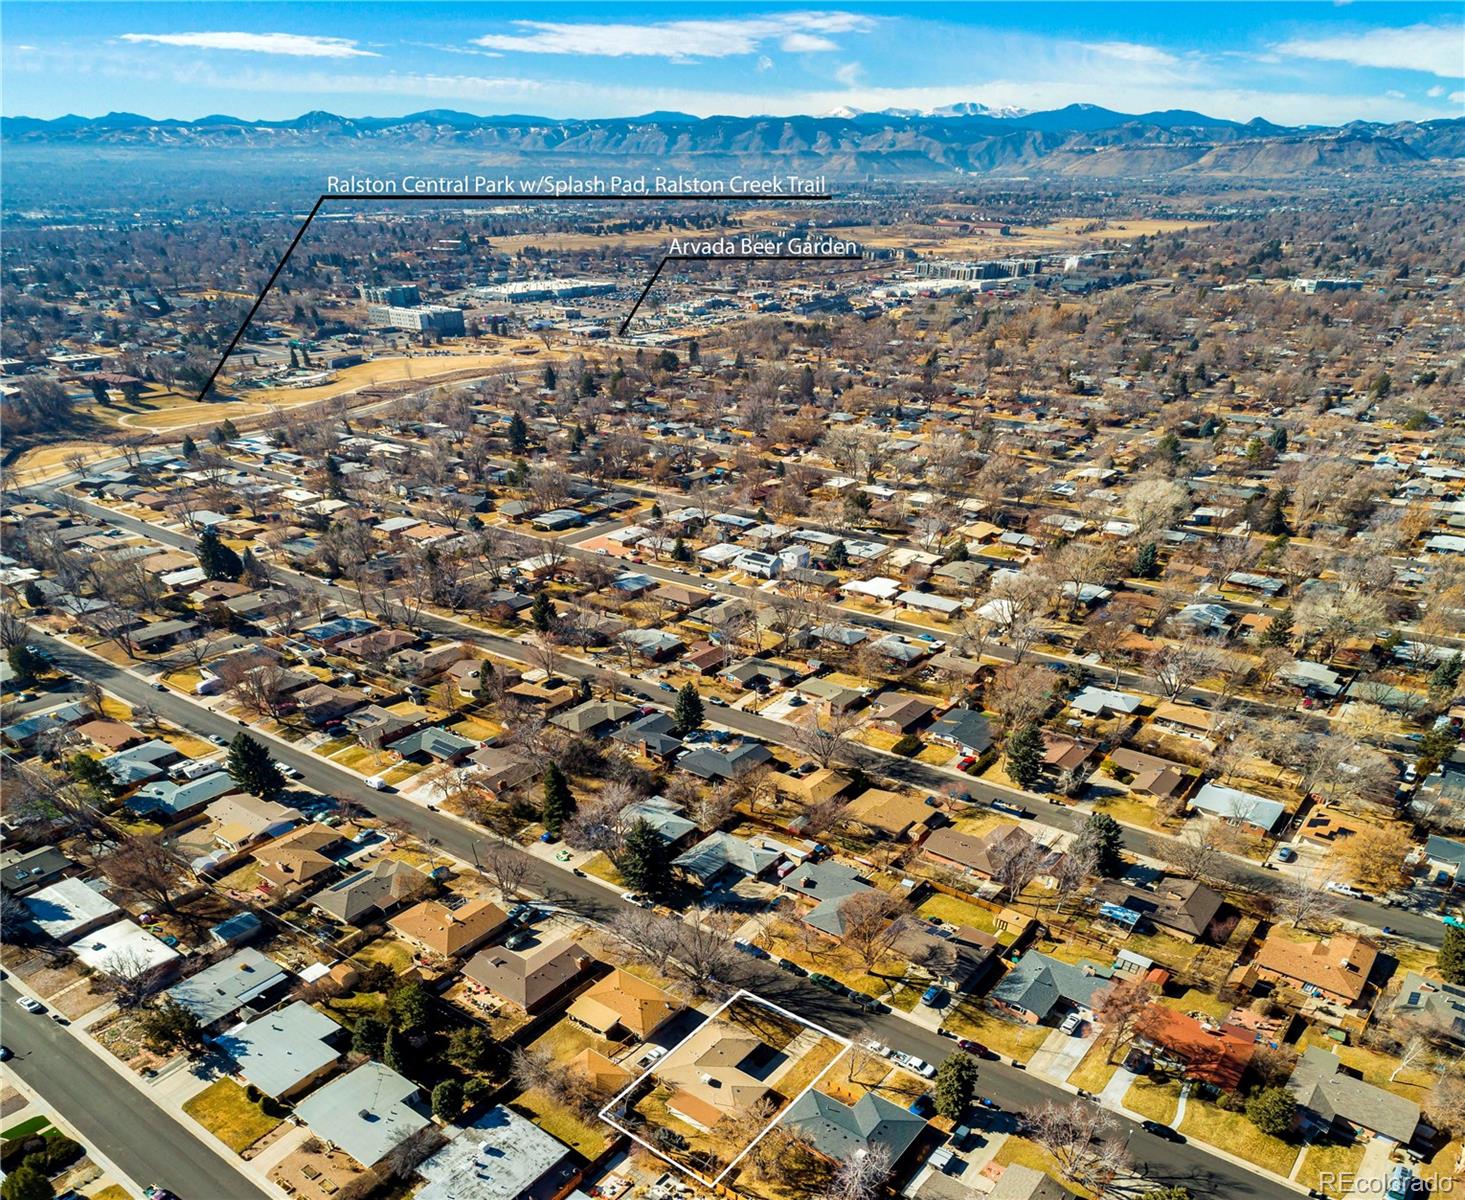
[
  {"xmin": 992, "ymin": 1138, "xmax": 1095, "ymax": 1199},
  {"xmin": 1, "ymin": 1115, "xmax": 51, "ymax": 1139},
  {"xmin": 1295, "ymin": 1140, "xmax": 1365, "ymax": 1197},
  {"xmin": 511, "ymin": 1090, "xmax": 611, "ymax": 1158},
  {"xmin": 942, "ymin": 1001, "xmax": 1052, "ymax": 1064},
  {"xmin": 182, "ymin": 1078, "xmax": 282, "ymax": 1153},
  {"xmin": 1124, "ymin": 1075, "xmax": 1183, "ymax": 1124},
  {"xmin": 1066, "ymin": 1043, "xmax": 1119, "ymax": 1094},
  {"xmin": 916, "ymin": 893, "xmax": 1001, "ymax": 936},
  {"xmin": 1177, "ymin": 1097, "xmax": 1299, "ymax": 1177},
  {"xmin": 354, "ymin": 936, "xmax": 414, "ymax": 974}
]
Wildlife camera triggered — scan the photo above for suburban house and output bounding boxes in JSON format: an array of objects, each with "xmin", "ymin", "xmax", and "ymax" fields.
[
  {"xmin": 1249, "ymin": 931, "xmax": 1377, "ymax": 1007},
  {"xmin": 21, "ymin": 877, "xmax": 120, "ymax": 943},
  {"xmin": 781, "ymin": 1089, "xmax": 927, "ymax": 1166},
  {"xmin": 1132, "ymin": 1006, "xmax": 1255, "ymax": 1092},
  {"xmin": 1389, "ymin": 972, "xmax": 1465, "ymax": 1044},
  {"xmin": 1189, "ymin": 782, "xmax": 1285, "ymax": 834},
  {"xmin": 1093, "ymin": 877, "xmax": 1223, "ymax": 943},
  {"xmin": 215, "ymin": 1000, "xmax": 343, "ymax": 1099},
  {"xmin": 164, "ymin": 948, "xmax": 292, "ymax": 1029},
  {"xmin": 1287, "ymin": 1047, "xmax": 1423, "ymax": 1145},
  {"xmin": 677, "ymin": 741, "xmax": 774, "ymax": 782},
  {"xmin": 928, "ymin": 707, "xmax": 994, "ymax": 755},
  {"xmin": 251, "ymin": 823, "xmax": 345, "ymax": 899},
  {"xmin": 659, "ymin": 1024, "xmax": 774, "ymax": 1132},
  {"xmin": 416, "ymin": 1106, "xmax": 577, "ymax": 1200},
  {"xmin": 871, "ymin": 692, "xmax": 936, "ymax": 735},
  {"xmin": 922, "ymin": 825, "xmax": 1055, "ymax": 885},
  {"xmin": 839, "ymin": 787, "xmax": 934, "ymax": 841},
  {"xmin": 295, "ymin": 1061, "xmax": 431, "ymax": 1169},
  {"xmin": 1420, "ymin": 835, "xmax": 1465, "ymax": 888},
  {"xmin": 312, "ymin": 860, "xmax": 431, "ymax": 926},
  {"xmin": 779, "ymin": 859, "xmax": 877, "ymax": 938},
  {"xmin": 567, "ymin": 968, "xmax": 683, "ymax": 1042},
  {"xmin": 990, "ymin": 951, "xmax": 1112, "ymax": 1024},
  {"xmin": 462, "ymin": 745, "xmax": 538, "ymax": 797},
  {"xmin": 388, "ymin": 898, "xmax": 509, "ymax": 959},
  {"xmin": 464, "ymin": 937, "xmax": 595, "ymax": 1012},
  {"xmin": 987, "ymin": 1164, "xmax": 1078, "ymax": 1200},
  {"xmin": 675, "ymin": 831, "xmax": 784, "ymax": 886},
  {"xmin": 0, "ymin": 846, "xmax": 72, "ymax": 895}
]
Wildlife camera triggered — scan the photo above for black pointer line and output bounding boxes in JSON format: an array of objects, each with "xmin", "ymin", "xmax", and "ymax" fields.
[{"xmin": 196, "ymin": 192, "xmax": 836, "ymax": 402}]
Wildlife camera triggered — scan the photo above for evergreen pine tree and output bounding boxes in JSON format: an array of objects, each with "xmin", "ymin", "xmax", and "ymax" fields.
[
  {"xmin": 324, "ymin": 454, "xmax": 345, "ymax": 499},
  {"xmin": 1429, "ymin": 653, "xmax": 1463, "ymax": 698},
  {"xmin": 829, "ymin": 539, "xmax": 849, "ymax": 568},
  {"xmin": 509, "ymin": 412, "xmax": 529, "ymax": 452},
  {"xmin": 1259, "ymin": 607, "xmax": 1294, "ymax": 648},
  {"xmin": 531, "ymin": 590, "xmax": 554, "ymax": 633},
  {"xmin": 1077, "ymin": 812, "xmax": 1125, "ymax": 877},
  {"xmin": 542, "ymin": 363, "xmax": 557, "ymax": 390},
  {"xmin": 383, "ymin": 1027, "xmax": 405, "ymax": 1073},
  {"xmin": 1134, "ymin": 541, "xmax": 1158, "ymax": 579},
  {"xmin": 1, "ymin": 1163, "xmax": 54, "ymax": 1200},
  {"xmin": 619, "ymin": 818, "xmax": 674, "ymax": 900},
  {"xmin": 22, "ymin": 580, "xmax": 45, "ymax": 608},
  {"xmin": 1268, "ymin": 427, "xmax": 1288, "ymax": 453},
  {"xmin": 1440, "ymin": 927, "xmax": 1465, "ymax": 985},
  {"xmin": 674, "ymin": 683, "xmax": 704, "ymax": 732},
  {"xmin": 351, "ymin": 1015, "xmax": 387, "ymax": 1058},
  {"xmin": 226, "ymin": 732, "xmax": 285, "ymax": 798},
  {"xmin": 180, "ymin": 434, "xmax": 198, "ymax": 459},
  {"xmin": 1005, "ymin": 722, "xmax": 1044, "ymax": 789},
  {"xmin": 541, "ymin": 764, "xmax": 575, "ymax": 838},
  {"xmin": 432, "ymin": 1079, "xmax": 464, "ymax": 1120},
  {"xmin": 196, "ymin": 526, "xmax": 243, "ymax": 581},
  {"xmin": 933, "ymin": 1053, "xmax": 981, "ymax": 1119},
  {"xmin": 7, "ymin": 644, "xmax": 46, "ymax": 688}
]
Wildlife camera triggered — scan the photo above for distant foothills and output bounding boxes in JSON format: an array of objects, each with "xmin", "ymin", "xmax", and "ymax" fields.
[{"xmin": 4, "ymin": 104, "xmax": 1464, "ymax": 178}]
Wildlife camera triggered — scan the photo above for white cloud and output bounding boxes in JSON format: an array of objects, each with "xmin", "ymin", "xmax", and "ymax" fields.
[
  {"xmin": 1275, "ymin": 22, "xmax": 1465, "ymax": 78},
  {"xmin": 834, "ymin": 62, "xmax": 863, "ymax": 87},
  {"xmin": 1084, "ymin": 40, "xmax": 1180, "ymax": 67},
  {"xmin": 755, "ymin": 55, "xmax": 774, "ymax": 73},
  {"xmin": 781, "ymin": 33, "xmax": 838, "ymax": 53},
  {"xmin": 119, "ymin": 31, "xmax": 377, "ymax": 58},
  {"xmin": 1426, "ymin": 85, "xmax": 1445, "ymax": 97},
  {"xmin": 472, "ymin": 12, "xmax": 873, "ymax": 61},
  {"xmin": 1452, "ymin": 91, "xmax": 1465, "ymax": 105}
]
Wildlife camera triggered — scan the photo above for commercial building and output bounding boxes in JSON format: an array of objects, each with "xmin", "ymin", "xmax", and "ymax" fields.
[{"xmin": 366, "ymin": 304, "xmax": 466, "ymax": 336}]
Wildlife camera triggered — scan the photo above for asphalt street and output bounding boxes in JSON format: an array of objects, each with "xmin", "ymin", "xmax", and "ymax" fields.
[
  {"xmin": 28, "ymin": 629, "xmax": 1304, "ymax": 1198},
  {"xmin": 0, "ymin": 978, "xmax": 274, "ymax": 1200}
]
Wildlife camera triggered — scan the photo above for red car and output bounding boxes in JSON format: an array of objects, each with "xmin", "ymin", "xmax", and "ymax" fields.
[{"xmin": 956, "ymin": 1038, "xmax": 991, "ymax": 1058}]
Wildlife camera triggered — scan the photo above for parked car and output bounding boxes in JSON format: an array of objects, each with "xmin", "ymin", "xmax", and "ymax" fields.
[
  {"xmin": 279, "ymin": 764, "xmax": 302, "ymax": 780},
  {"xmin": 207, "ymin": 733, "xmax": 227, "ymax": 747},
  {"xmin": 1275, "ymin": 846, "xmax": 1297, "ymax": 863},
  {"xmin": 15, "ymin": 997, "xmax": 44, "ymax": 1014},
  {"xmin": 366, "ymin": 775, "xmax": 391, "ymax": 791},
  {"xmin": 1140, "ymin": 1120, "xmax": 1186, "ymax": 1143},
  {"xmin": 921, "ymin": 985, "xmax": 948, "ymax": 1008},
  {"xmin": 1060, "ymin": 1012, "xmax": 1085, "ymax": 1036},
  {"xmin": 619, "ymin": 892, "xmax": 652, "ymax": 908},
  {"xmin": 956, "ymin": 1039, "xmax": 991, "ymax": 1059}
]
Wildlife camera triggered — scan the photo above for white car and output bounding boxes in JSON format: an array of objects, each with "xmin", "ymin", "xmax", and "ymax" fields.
[
  {"xmin": 1324, "ymin": 881, "xmax": 1368, "ymax": 899},
  {"xmin": 862, "ymin": 1038, "xmax": 892, "ymax": 1058},
  {"xmin": 1061, "ymin": 1012, "xmax": 1085, "ymax": 1036},
  {"xmin": 366, "ymin": 775, "xmax": 390, "ymax": 791},
  {"xmin": 15, "ymin": 997, "xmax": 44, "ymax": 1014},
  {"xmin": 620, "ymin": 892, "xmax": 652, "ymax": 908},
  {"xmin": 279, "ymin": 764, "xmax": 302, "ymax": 780}
]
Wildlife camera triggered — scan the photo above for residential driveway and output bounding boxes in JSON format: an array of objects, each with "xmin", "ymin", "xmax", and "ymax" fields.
[
  {"xmin": 1027, "ymin": 1026, "xmax": 1094, "ymax": 1085},
  {"xmin": 1099, "ymin": 1065, "xmax": 1140, "ymax": 1111},
  {"xmin": 1350, "ymin": 1137, "xmax": 1397, "ymax": 1196}
]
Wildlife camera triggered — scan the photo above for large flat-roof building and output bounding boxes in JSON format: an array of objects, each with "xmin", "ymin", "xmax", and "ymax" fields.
[{"xmin": 367, "ymin": 304, "xmax": 466, "ymax": 336}]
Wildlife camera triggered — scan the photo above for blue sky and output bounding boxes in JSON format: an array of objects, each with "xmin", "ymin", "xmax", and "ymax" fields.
[{"xmin": 5, "ymin": 3, "xmax": 1462, "ymax": 125}]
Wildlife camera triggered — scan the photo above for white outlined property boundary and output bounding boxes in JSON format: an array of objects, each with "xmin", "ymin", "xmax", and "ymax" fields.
[{"xmin": 597, "ymin": 988, "xmax": 853, "ymax": 1188}]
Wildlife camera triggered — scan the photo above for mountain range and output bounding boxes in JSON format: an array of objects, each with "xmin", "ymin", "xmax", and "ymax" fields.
[{"xmin": 5, "ymin": 105, "xmax": 1462, "ymax": 178}]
